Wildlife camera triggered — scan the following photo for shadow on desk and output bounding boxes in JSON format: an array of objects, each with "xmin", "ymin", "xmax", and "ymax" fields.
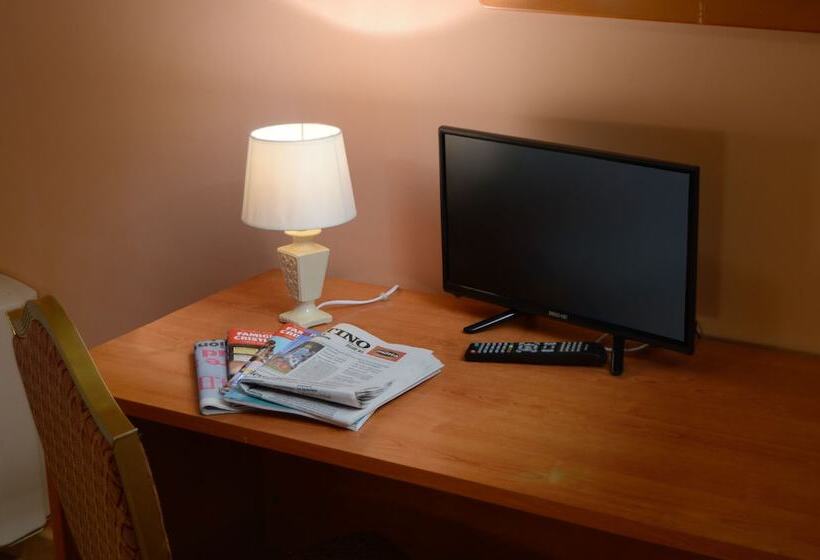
[{"xmin": 134, "ymin": 419, "xmax": 711, "ymax": 560}]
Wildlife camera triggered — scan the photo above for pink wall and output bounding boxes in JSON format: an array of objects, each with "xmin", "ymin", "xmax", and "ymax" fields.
[{"xmin": 2, "ymin": 0, "xmax": 819, "ymax": 353}]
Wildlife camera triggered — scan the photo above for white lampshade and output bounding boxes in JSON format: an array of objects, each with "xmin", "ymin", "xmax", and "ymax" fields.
[{"xmin": 241, "ymin": 123, "xmax": 356, "ymax": 231}]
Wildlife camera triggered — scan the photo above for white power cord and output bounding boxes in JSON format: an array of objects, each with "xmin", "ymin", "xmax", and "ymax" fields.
[
  {"xmin": 595, "ymin": 333, "xmax": 649, "ymax": 353},
  {"xmin": 317, "ymin": 285, "xmax": 400, "ymax": 310}
]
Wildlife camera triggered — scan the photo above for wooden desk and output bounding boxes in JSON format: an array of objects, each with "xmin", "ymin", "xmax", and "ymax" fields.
[{"xmin": 92, "ymin": 271, "xmax": 820, "ymax": 559}]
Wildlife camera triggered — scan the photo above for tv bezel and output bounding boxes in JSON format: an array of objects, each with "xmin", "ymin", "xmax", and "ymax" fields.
[{"xmin": 439, "ymin": 126, "xmax": 700, "ymax": 354}]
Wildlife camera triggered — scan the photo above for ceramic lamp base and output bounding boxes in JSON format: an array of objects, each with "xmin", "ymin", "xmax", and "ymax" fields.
[
  {"xmin": 277, "ymin": 229, "xmax": 333, "ymax": 328},
  {"xmin": 279, "ymin": 301, "xmax": 332, "ymax": 328}
]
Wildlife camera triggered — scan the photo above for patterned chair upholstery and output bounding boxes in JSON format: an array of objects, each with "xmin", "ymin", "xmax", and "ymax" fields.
[{"xmin": 8, "ymin": 297, "xmax": 171, "ymax": 560}]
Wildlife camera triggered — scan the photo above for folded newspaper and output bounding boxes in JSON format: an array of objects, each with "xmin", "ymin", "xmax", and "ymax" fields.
[
  {"xmin": 193, "ymin": 339, "xmax": 244, "ymax": 415},
  {"xmin": 223, "ymin": 324, "xmax": 443, "ymax": 430}
]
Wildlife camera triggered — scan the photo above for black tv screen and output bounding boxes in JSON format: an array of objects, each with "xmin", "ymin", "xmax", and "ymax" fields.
[{"xmin": 440, "ymin": 126, "xmax": 698, "ymax": 353}]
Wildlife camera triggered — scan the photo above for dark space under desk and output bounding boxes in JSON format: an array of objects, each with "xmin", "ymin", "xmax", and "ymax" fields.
[{"xmin": 86, "ymin": 271, "xmax": 820, "ymax": 559}]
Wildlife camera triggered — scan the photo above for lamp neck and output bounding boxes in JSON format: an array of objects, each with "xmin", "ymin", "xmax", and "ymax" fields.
[{"xmin": 284, "ymin": 229, "xmax": 322, "ymax": 244}]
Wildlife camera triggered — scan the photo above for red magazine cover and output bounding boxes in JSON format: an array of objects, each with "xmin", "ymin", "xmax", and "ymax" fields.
[{"xmin": 226, "ymin": 325, "xmax": 306, "ymax": 377}]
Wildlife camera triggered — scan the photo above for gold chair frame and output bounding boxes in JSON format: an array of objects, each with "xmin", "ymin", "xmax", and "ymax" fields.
[{"xmin": 8, "ymin": 296, "xmax": 171, "ymax": 560}]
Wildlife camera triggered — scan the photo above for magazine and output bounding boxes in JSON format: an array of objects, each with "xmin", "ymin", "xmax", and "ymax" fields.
[
  {"xmin": 226, "ymin": 328, "xmax": 283, "ymax": 377},
  {"xmin": 224, "ymin": 324, "xmax": 443, "ymax": 430},
  {"xmin": 194, "ymin": 324, "xmax": 312, "ymax": 415},
  {"xmin": 227, "ymin": 325, "xmax": 317, "ymax": 389},
  {"xmin": 193, "ymin": 339, "xmax": 244, "ymax": 415}
]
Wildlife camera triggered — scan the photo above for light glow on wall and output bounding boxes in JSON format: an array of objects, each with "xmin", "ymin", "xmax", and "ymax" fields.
[{"xmin": 286, "ymin": 0, "xmax": 476, "ymax": 35}]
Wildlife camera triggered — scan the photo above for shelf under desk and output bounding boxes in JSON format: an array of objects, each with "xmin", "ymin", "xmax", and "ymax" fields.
[{"xmin": 91, "ymin": 270, "xmax": 820, "ymax": 559}]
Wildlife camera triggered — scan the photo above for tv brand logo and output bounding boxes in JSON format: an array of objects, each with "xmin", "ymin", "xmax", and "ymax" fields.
[{"xmin": 548, "ymin": 311, "xmax": 568, "ymax": 320}]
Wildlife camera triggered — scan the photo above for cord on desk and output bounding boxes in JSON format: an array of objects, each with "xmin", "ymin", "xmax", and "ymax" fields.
[{"xmin": 317, "ymin": 285, "xmax": 400, "ymax": 309}]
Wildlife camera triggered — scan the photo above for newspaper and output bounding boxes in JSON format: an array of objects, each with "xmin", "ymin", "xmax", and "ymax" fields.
[
  {"xmin": 224, "ymin": 324, "xmax": 443, "ymax": 430},
  {"xmin": 220, "ymin": 385, "xmax": 372, "ymax": 431},
  {"xmin": 193, "ymin": 339, "xmax": 244, "ymax": 415}
]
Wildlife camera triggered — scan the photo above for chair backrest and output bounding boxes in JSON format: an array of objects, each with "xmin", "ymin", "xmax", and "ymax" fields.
[{"xmin": 7, "ymin": 296, "xmax": 171, "ymax": 560}]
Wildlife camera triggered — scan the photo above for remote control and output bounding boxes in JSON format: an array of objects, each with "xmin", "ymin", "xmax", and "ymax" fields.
[{"xmin": 464, "ymin": 341, "xmax": 607, "ymax": 366}]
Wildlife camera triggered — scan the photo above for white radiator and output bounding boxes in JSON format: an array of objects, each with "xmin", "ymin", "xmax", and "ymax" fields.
[{"xmin": 0, "ymin": 274, "xmax": 48, "ymax": 546}]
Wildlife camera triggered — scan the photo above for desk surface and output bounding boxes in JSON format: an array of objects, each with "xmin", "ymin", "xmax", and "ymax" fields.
[{"xmin": 92, "ymin": 271, "xmax": 820, "ymax": 560}]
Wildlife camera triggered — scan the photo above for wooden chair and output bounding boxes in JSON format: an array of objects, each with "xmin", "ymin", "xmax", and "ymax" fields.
[
  {"xmin": 8, "ymin": 296, "xmax": 407, "ymax": 560},
  {"xmin": 8, "ymin": 296, "xmax": 171, "ymax": 560}
]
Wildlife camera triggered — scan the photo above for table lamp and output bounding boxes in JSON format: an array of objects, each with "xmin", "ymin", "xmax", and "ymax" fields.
[{"xmin": 241, "ymin": 123, "xmax": 356, "ymax": 327}]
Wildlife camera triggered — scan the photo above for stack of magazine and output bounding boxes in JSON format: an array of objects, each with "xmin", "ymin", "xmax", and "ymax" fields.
[{"xmin": 193, "ymin": 324, "xmax": 443, "ymax": 431}]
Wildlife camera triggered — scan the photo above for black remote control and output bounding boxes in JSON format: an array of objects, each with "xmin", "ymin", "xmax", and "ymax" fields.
[{"xmin": 464, "ymin": 341, "xmax": 607, "ymax": 367}]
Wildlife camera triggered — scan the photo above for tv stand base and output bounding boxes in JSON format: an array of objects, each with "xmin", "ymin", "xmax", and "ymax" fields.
[
  {"xmin": 610, "ymin": 334, "xmax": 625, "ymax": 376},
  {"xmin": 463, "ymin": 309, "xmax": 524, "ymax": 334}
]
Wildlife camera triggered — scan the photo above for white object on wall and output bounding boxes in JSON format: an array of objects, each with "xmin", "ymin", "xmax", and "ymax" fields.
[{"xmin": 0, "ymin": 274, "xmax": 48, "ymax": 547}]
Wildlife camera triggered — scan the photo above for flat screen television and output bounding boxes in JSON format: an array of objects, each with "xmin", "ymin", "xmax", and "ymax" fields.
[{"xmin": 439, "ymin": 126, "xmax": 699, "ymax": 374}]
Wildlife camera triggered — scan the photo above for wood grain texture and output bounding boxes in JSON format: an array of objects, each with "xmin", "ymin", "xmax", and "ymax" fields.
[
  {"xmin": 91, "ymin": 271, "xmax": 820, "ymax": 559},
  {"xmin": 480, "ymin": 0, "xmax": 820, "ymax": 33}
]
